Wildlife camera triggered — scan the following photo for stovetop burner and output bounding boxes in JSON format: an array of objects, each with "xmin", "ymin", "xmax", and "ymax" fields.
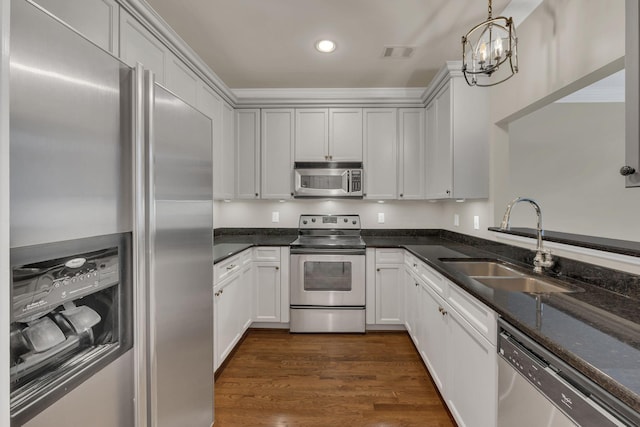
[{"xmin": 290, "ymin": 214, "xmax": 365, "ymax": 249}]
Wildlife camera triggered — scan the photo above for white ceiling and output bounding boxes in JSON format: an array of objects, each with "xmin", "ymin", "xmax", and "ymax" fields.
[{"xmin": 144, "ymin": 0, "xmax": 513, "ymax": 89}]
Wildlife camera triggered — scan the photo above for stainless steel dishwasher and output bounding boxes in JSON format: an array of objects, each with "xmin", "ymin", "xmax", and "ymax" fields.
[{"xmin": 497, "ymin": 319, "xmax": 639, "ymax": 427}]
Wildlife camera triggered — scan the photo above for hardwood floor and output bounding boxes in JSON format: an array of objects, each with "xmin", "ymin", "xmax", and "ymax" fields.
[{"xmin": 214, "ymin": 330, "xmax": 456, "ymax": 426}]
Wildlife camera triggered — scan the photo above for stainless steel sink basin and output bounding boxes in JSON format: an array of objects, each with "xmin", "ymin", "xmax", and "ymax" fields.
[
  {"xmin": 473, "ymin": 277, "xmax": 580, "ymax": 294},
  {"xmin": 442, "ymin": 260, "xmax": 525, "ymax": 277},
  {"xmin": 441, "ymin": 259, "xmax": 582, "ymax": 294}
]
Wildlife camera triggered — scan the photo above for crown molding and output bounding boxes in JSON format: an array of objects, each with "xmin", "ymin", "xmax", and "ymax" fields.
[
  {"xmin": 117, "ymin": 0, "xmax": 237, "ymax": 106},
  {"xmin": 233, "ymin": 87, "xmax": 427, "ymax": 108}
]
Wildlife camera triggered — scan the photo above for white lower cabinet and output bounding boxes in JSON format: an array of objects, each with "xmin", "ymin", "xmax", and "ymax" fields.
[
  {"xmin": 253, "ymin": 262, "xmax": 281, "ymax": 322},
  {"xmin": 446, "ymin": 307, "xmax": 497, "ymax": 427},
  {"xmin": 374, "ymin": 249, "xmax": 404, "ymax": 325},
  {"xmin": 214, "ymin": 246, "xmax": 288, "ymax": 371},
  {"xmin": 402, "ymin": 250, "xmax": 498, "ymax": 427},
  {"xmin": 214, "ymin": 265, "xmax": 249, "ymax": 371}
]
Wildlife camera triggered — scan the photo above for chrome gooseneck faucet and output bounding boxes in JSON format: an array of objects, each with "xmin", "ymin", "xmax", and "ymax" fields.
[{"xmin": 500, "ymin": 197, "xmax": 554, "ymax": 273}]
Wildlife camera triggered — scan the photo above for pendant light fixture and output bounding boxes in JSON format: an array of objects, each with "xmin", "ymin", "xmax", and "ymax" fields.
[{"xmin": 462, "ymin": 0, "xmax": 518, "ymax": 87}]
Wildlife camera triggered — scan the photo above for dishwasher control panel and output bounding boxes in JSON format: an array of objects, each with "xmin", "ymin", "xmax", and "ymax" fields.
[{"xmin": 499, "ymin": 330, "xmax": 625, "ymax": 427}]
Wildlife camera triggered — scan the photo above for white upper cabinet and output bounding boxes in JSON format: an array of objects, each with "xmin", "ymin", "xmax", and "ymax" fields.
[
  {"xmin": 196, "ymin": 84, "xmax": 224, "ymax": 198},
  {"xmin": 363, "ymin": 108, "xmax": 397, "ymax": 199},
  {"xmin": 425, "ymin": 62, "xmax": 489, "ymax": 200},
  {"xmin": 261, "ymin": 109, "xmax": 294, "ymax": 199},
  {"xmin": 119, "ymin": 9, "xmax": 167, "ymax": 83},
  {"xmin": 220, "ymin": 101, "xmax": 236, "ymax": 200},
  {"xmin": 236, "ymin": 109, "xmax": 261, "ymax": 199},
  {"xmin": 295, "ymin": 109, "xmax": 329, "ymax": 161},
  {"xmin": 294, "ymin": 108, "xmax": 363, "ymax": 162},
  {"xmin": 32, "ymin": 0, "xmax": 119, "ymax": 54},
  {"xmin": 398, "ymin": 108, "xmax": 425, "ymax": 199},
  {"xmin": 197, "ymin": 86, "xmax": 235, "ymax": 200},
  {"xmin": 329, "ymin": 108, "xmax": 363, "ymax": 161},
  {"xmin": 165, "ymin": 52, "xmax": 199, "ymax": 106}
]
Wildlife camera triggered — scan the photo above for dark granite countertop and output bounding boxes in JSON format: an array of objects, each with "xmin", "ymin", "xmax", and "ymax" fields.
[
  {"xmin": 213, "ymin": 233, "xmax": 297, "ymax": 263},
  {"xmin": 214, "ymin": 229, "xmax": 640, "ymax": 415}
]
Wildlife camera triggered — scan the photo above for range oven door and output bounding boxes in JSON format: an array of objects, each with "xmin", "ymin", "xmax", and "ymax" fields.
[{"xmin": 290, "ymin": 249, "xmax": 365, "ymax": 307}]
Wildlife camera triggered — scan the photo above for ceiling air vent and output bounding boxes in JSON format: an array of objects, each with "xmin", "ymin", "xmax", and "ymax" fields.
[{"xmin": 382, "ymin": 46, "xmax": 415, "ymax": 58}]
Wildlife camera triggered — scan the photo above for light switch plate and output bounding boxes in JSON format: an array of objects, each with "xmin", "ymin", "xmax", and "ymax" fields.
[
  {"xmin": 473, "ymin": 215, "xmax": 480, "ymax": 230},
  {"xmin": 454, "ymin": 214, "xmax": 460, "ymax": 227},
  {"xmin": 272, "ymin": 211, "xmax": 280, "ymax": 223},
  {"xmin": 378, "ymin": 213, "xmax": 385, "ymax": 224}
]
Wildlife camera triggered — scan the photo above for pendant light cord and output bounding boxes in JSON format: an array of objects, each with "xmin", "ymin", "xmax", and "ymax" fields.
[{"xmin": 488, "ymin": 0, "xmax": 492, "ymax": 19}]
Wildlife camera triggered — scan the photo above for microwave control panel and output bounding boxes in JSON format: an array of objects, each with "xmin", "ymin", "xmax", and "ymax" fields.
[{"xmin": 350, "ymin": 170, "xmax": 362, "ymax": 193}]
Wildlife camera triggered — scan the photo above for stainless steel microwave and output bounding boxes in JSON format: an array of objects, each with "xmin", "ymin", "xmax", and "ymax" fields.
[{"xmin": 293, "ymin": 162, "xmax": 363, "ymax": 198}]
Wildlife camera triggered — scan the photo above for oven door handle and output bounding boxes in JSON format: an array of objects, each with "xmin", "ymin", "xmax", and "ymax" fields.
[{"xmin": 290, "ymin": 248, "xmax": 366, "ymax": 256}]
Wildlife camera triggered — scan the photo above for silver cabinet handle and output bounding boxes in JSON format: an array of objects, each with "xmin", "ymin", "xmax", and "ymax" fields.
[
  {"xmin": 620, "ymin": 166, "xmax": 636, "ymax": 176},
  {"xmin": 438, "ymin": 306, "xmax": 448, "ymax": 316},
  {"xmin": 226, "ymin": 264, "xmax": 236, "ymax": 270}
]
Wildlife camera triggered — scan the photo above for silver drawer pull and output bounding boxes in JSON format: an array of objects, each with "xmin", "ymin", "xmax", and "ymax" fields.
[{"xmin": 226, "ymin": 264, "xmax": 236, "ymax": 270}]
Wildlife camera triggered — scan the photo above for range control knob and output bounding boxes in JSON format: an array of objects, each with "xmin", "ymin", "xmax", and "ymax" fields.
[
  {"xmin": 352, "ymin": 220, "xmax": 357, "ymax": 225},
  {"xmin": 311, "ymin": 218, "xmax": 316, "ymax": 223},
  {"xmin": 303, "ymin": 220, "xmax": 308, "ymax": 225},
  {"xmin": 344, "ymin": 218, "xmax": 348, "ymax": 223}
]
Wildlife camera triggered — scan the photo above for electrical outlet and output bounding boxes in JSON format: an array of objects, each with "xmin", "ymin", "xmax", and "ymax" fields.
[
  {"xmin": 272, "ymin": 211, "xmax": 279, "ymax": 223},
  {"xmin": 377, "ymin": 213, "xmax": 385, "ymax": 224},
  {"xmin": 454, "ymin": 214, "xmax": 460, "ymax": 227},
  {"xmin": 473, "ymin": 215, "xmax": 480, "ymax": 230}
]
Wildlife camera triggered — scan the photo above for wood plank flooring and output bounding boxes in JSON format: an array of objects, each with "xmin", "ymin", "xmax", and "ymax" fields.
[{"xmin": 214, "ymin": 330, "xmax": 456, "ymax": 426}]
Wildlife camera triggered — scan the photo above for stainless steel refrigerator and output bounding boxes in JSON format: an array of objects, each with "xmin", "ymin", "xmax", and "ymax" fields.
[{"xmin": 135, "ymin": 69, "xmax": 214, "ymax": 427}]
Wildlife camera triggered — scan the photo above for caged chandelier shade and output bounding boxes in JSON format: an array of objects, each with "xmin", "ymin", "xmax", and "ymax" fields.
[{"xmin": 462, "ymin": 0, "xmax": 518, "ymax": 87}]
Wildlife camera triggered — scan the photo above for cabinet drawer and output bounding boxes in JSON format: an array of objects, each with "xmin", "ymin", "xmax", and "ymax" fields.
[
  {"xmin": 404, "ymin": 252, "xmax": 419, "ymax": 271},
  {"xmin": 214, "ymin": 254, "xmax": 241, "ymax": 283},
  {"xmin": 448, "ymin": 284, "xmax": 497, "ymax": 345},
  {"xmin": 376, "ymin": 248, "xmax": 404, "ymax": 264},
  {"xmin": 253, "ymin": 246, "xmax": 281, "ymax": 262},
  {"xmin": 418, "ymin": 262, "xmax": 448, "ymax": 297}
]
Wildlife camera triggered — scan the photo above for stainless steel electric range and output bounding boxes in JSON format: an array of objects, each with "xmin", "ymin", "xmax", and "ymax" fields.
[{"xmin": 289, "ymin": 214, "xmax": 366, "ymax": 333}]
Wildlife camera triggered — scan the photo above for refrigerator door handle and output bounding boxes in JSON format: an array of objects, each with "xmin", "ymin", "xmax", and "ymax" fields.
[
  {"xmin": 133, "ymin": 63, "xmax": 148, "ymax": 427},
  {"xmin": 142, "ymin": 68, "xmax": 159, "ymax": 426}
]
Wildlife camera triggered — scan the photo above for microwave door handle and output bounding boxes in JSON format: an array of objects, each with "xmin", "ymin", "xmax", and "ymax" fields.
[{"xmin": 346, "ymin": 170, "xmax": 350, "ymax": 193}]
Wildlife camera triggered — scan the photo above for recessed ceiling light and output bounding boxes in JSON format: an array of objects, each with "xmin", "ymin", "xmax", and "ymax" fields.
[{"xmin": 315, "ymin": 40, "xmax": 336, "ymax": 53}]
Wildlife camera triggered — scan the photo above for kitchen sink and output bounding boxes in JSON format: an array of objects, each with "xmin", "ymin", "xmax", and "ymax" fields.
[
  {"xmin": 442, "ymin": 259, "xmax": 526, "ymax": 277},
  {"xmin": 441, "ymin": 258, "xmax": 583, "ymax": 294},
  {"xmin": 473, "ymin": 277, "xmax": 580, "ymax": 294}
]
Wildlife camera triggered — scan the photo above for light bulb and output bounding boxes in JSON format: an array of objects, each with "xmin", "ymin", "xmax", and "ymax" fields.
[
  {"xmin": 479, "ymin": 41, "xmax": 488, "ymax": 62},
  {"xmin": 494, "ymin": 37, "xmax": 503, "ymax": 60}
]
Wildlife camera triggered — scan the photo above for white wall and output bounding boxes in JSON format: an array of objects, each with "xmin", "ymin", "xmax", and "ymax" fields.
[
  {"xmin": 214, "ymin": 199, "xmax": 444, "ymax": 229},
  {"xmin": 507, "ymin": 102, "xmax": 636, "ymax": 241}
]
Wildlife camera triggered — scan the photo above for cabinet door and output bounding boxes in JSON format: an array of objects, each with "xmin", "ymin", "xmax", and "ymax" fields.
[
  {"xmin": 420, "ymin": 283, "xmax": 448, "ymax": 393},
  {"xmin": 329, "ymin": 108, "xmax": 363, "ymax": 161},
  {"xmin": 239, "ymin": 262, "xmax": 253, "ymax": 332},
  {"xmin": 425, "ymin": 84, "xmax": 453, "ymax": 199},
  {"xmin": 165, "ymin": 52, "xmax": 198, "ymax": 106},
  {"xmin": 119, "ymin": 9, "xmax": 166, "ymax": 83},
  {"xmin": 446, "ymin": 308, "xmax": 497, "ymax": 427},
  {"xmin": 398, "ymin": 108, "xmax": 425, "ymax": 199},
  {"xmin": 32, "ymin": 0, "xmax": 119, "ymax": 54},
  {"xmin": 253, "ymin": 262, "xmax": 281, "ymax": 322},
  {"xmin": 236, "ymin": 109, "xmax": 261, "ymax": 199},
  {"xmin": 364, "ymin": 108, "xmax": 397, "ymax": 199},
  {"xmin": 261, "ymin": 109, "xmax": 294, "ymax": 199},
  {"xmin": 214, "ymin": 274, "xmax": 242, "ymax": 369},
  {"xmin": 295, "ymin": 109, "xmax": 328, "ymax": 161},
  {"xmin": 375, "ymin": 264, "xmax": 404, "ymax": 324},
  {"xmin": 220, "ymin": 102, "xmax": 235, "ymax": 199},
  {"xmin": 196, "ymin": 84, "xmax": 223, "ymax": 198},
  {"xmin": 405, "ymin": 270, "xmax": 421, "ymax": 345}
]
